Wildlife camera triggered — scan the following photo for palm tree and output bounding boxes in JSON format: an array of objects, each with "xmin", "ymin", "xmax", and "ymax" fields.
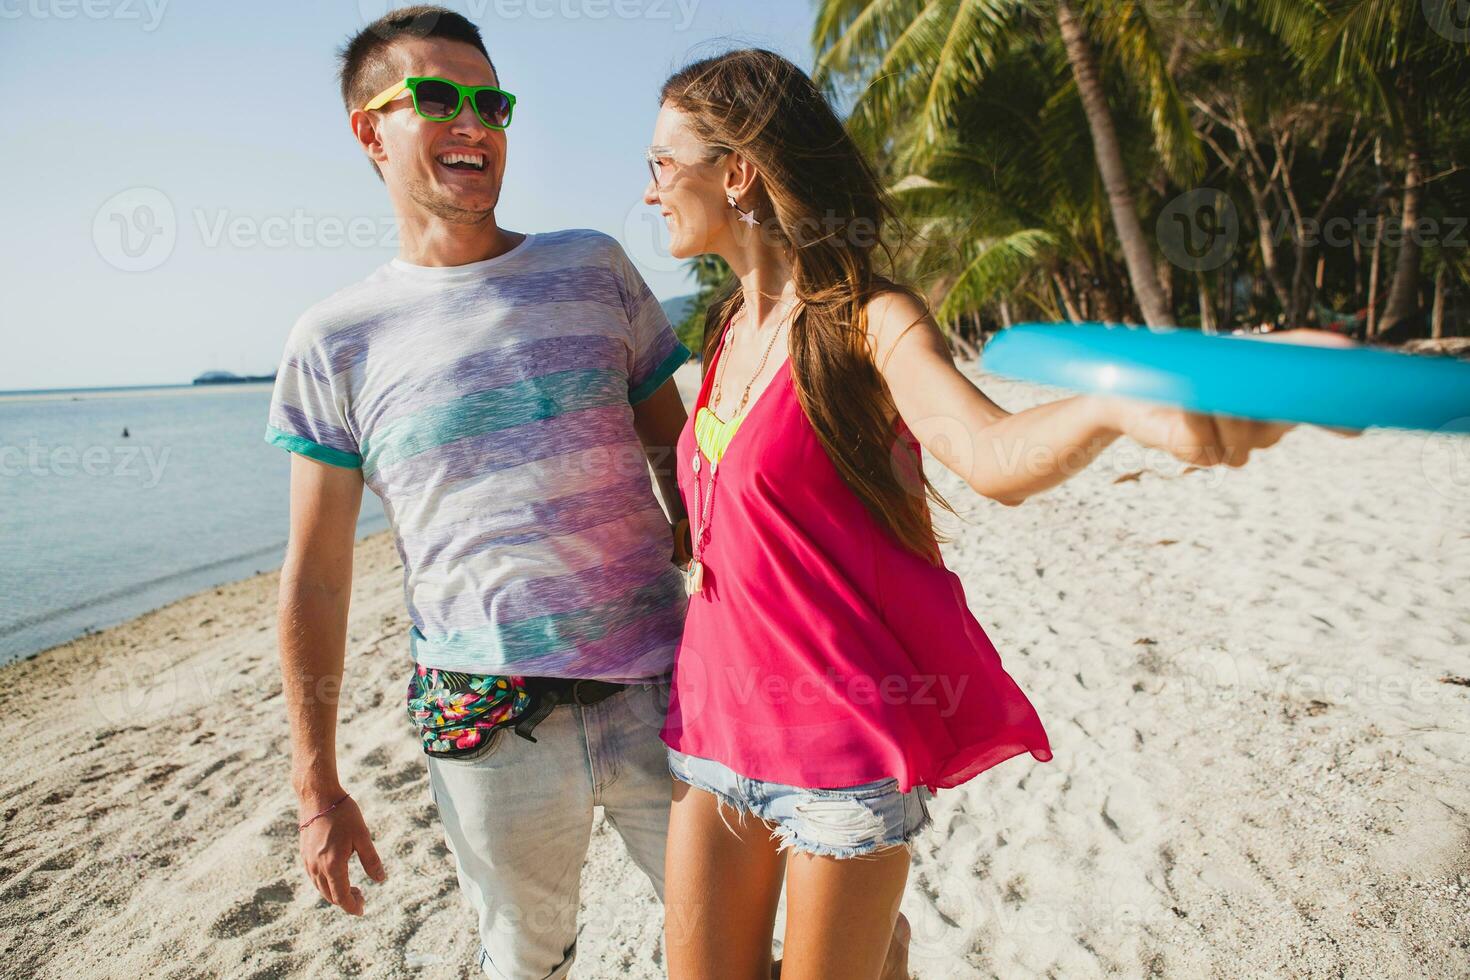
[
  {"xmin": 1235, "ymin": 0, "xmax": 1470, "ymax": 336},
  {"xmin": 886, "ymin": 35, "xmax": 1130, "ymax": 324},
  {"xmin": 676, "ymin": 254, "xmax": 733, "ymax": 354},
  {"xmin": 814, "ymin": 0, "xmax": 1203, "ymax": 327}
]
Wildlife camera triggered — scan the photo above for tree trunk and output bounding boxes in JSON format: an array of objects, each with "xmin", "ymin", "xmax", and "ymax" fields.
[
  {"xmin": 1379, "ymin": 99, "xmax": 1427, "ymax": 336},
  {"xmin": 1055, "ymin": 0, "xmax": 1170, "ymax": 328},
  {"xmin": 1353, "ymin": 233, "xmax": 1363, "ymax": 304},
  {"xmin": 1158, "ymin": 255, "xmax": 1175, "ymax": 321},
  {"xmin": 1367, "ymin": 212, "xmax": 1385, "ymax": 338},
  {"xmin": 1222, "ymin": 258, "xmax": 1236, "ymax": 328},
  {"xmin": 1198, "ymin": 274, "xmax": 1217, "ymax": 334},
  {"xmin": 1288, "ymin": 242, "xmax": 1314, "ymax": 326},
  {"xmin": 1053, "ymin": 272, "xmax": 1084, "ymax": 322},
  {"xmin": 1431, "ymin": 265, "xmax": 1446, "ymax": 340},
  {"xmin": 998, "ymin": 297, "xmax": 1014, "ymax": 328}
]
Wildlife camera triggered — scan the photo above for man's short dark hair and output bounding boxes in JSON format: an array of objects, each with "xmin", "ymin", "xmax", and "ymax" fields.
[{"xmin": 338, "ymin": 5, "xmax": 497, "ymax": 114}]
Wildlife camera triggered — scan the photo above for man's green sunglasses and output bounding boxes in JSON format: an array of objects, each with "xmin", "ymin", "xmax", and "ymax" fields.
[{"xmin": 364, "ymin": 76, "xmax": 517, "ymax": 130}]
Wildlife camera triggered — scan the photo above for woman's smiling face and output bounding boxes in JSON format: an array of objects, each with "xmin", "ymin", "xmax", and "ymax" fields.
[{"xmin": 642, "ymin": 104, "xmax": 731, "ymax": 259}]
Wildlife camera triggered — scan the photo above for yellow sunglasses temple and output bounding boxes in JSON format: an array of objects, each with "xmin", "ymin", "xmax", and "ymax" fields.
[{"xmin": 363, "ymin": 79, "xmax": 409, "ymax": 112}]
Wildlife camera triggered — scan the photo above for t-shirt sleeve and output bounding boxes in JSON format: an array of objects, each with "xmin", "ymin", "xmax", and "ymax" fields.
[
  {"xmin": 263, "ymin": 317, "xmax": 362, "ymax": 469},
  {"xmin": 610, "ymin": 243, "xmax": 691, "ymax": 404}
]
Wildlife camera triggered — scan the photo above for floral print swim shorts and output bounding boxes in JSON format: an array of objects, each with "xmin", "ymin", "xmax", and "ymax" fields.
[{"xmin": 405, "ymin": 664, "xmax": 531, "ymax": 758}]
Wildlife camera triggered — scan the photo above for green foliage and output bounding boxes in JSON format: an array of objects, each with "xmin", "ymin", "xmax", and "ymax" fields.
[
  {"xmin": 814, "ymin": 0, "xmax": 1469, "ymax": 335},
  {"xmin": 676, "ymin": 255, "xmax": 734, "ymax": 355}
]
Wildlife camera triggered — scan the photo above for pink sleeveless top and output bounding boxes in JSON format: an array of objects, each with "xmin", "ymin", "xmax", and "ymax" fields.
[{"xmin": 660, "ymin": 325, "xmax": 1053, "ymax": 793}]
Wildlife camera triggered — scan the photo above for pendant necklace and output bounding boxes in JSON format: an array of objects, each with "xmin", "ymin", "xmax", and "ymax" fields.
[{"xmin": 686, "ymin": 304, "xmax": 790, "ymax": 596}]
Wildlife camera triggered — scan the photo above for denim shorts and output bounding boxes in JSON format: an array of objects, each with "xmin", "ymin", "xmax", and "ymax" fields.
[{"xmin": 667, "ymin": 747, "xmax": 932, "ymax": 859}]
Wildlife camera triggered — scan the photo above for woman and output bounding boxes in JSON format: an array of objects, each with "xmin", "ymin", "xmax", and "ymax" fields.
[{"xmin": 644, "ymin": 50, "xmax": 1333, "ymax": 980}]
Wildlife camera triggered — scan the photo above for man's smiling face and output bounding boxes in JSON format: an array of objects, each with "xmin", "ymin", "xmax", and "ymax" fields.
[{"xmin": 367, "ymin": 37, "xmax": 509, "ymax": 224}]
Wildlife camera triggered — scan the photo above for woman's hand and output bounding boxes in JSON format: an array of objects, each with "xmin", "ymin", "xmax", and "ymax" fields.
[
  {"xmin": 1094, "ymin": 328, "xmax": 1362, "ymax": 467},
  {"xmin": 1105, "ymin": 326, "xmax": 1358, "ymax": 467},
  {"xmin": 1095, "ymin": 396, "xmax": 1293, "ymax": 468}
]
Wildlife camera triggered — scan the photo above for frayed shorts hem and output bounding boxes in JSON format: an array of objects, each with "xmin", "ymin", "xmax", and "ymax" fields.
[{"xmin": 667, "ymin": 747, "xmax": 932, "ymax": 860}]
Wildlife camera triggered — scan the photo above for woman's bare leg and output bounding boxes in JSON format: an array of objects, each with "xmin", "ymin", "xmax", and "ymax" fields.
[
  {"xmin": 664, "ymin": 780, "xmax": 787, "ymax": 980},
  {"xmin": 778, "ymin": 845, "xmax": 912, "ymax": 980}
]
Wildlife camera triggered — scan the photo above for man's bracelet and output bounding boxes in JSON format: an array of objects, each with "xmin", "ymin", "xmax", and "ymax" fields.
[{"xmin": 298, "ymin": 792, "xmax": 352, "ymax": 832}]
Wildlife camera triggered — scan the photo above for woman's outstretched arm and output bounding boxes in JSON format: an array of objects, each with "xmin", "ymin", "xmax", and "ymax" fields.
[{"xmin": 866, "ymin": 291, "xmax": 1300, "ymax": 506}]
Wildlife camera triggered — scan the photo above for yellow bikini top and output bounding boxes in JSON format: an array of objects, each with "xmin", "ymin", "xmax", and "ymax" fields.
[{"xmin": 693, "ymin": 405, "xmax": 747, "ymax": 464}]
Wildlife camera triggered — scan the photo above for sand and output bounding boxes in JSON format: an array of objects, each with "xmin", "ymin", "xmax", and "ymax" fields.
[{"xmin": 2, "ymin": 360, "xmax": 1467, "ymax": 979}]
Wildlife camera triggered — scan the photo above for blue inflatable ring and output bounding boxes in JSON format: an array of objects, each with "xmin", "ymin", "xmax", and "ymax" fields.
[{"xmin": 982, "ymin": 322, "xmax": 1470, "ymax": 433}]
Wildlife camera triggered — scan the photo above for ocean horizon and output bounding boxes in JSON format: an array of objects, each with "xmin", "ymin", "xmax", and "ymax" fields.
[{"xmin": 0, "ymin": 382, "xmax": 386, "ymax": 665}]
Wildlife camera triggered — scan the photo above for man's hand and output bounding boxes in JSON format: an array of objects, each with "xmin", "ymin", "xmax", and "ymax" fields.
[{"xmin": 298, "ymin": 786, "xmax": 385, "ymax": 916}]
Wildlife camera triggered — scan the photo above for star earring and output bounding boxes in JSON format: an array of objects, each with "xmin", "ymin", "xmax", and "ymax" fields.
[{"xmin": 728, "ymin": 194, "xmax": 760, "ymax": 227}]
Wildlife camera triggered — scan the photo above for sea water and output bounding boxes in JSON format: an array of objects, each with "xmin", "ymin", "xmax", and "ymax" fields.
[{"xmin": 0, "ymin": 383, "xmax": 387, "ymax": 665}]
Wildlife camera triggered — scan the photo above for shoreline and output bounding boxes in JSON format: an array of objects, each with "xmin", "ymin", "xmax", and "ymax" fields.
[
  {"xmin": 0, "ymin": 381, "xmax": 276, "ymax": 404},
  {"xmin": 0, "ymin": 515, "xmax": 390, "ymax": 669},
  {"xmin": 2, "ymin": 366, "xmax": 1466, "ymax": 977}
]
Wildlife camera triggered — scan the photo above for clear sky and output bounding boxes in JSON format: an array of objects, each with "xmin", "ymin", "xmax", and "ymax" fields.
[{"xmin": 0, "ymin": 0, "xmax": 817, "ymax": 391}]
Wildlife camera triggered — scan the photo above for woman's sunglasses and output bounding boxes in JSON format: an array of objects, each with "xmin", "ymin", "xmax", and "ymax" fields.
[
  {"xmin": 364, "ymin": 76, "xmax": 517, "ymax": 131},
  {"xmin": 645, "ymin": 144, "xmax": 730, "ymax": 187}
]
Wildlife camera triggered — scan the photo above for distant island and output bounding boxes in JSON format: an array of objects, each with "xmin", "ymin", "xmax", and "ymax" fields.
[{"xmin": 193, "ymin": 371, "xmax": 276, "ymax": 386}]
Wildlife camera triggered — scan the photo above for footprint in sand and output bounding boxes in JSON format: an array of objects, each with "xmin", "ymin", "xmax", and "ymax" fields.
[
  {"xmin": 360, "ymin": 746, "xmax": 391, "ymax": 767},
  {"xmin": 184, "ymin": 752, "xmax": 242, "ymax": 790},
  {"xmin": 36, "ymin": 848, "xmax": 80, "ymax": 872},
  {"xmin": 208, "ymin": 880, "xmax": 295, "ymax": 939},
  {"xmin": 142, "ymin": 764, "xmax": 182, "ymax": 788},
  {"xmin": 374, "ymin": 763, "xmax": 420, "ymax": 792},
  {"xmin": 239, "ymin": 959, "xmax": 302, "ymax": 980}
]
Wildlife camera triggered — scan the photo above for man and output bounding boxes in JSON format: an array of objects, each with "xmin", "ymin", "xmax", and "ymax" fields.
[{"xmin": 265, "ymin": 8, "xmax": 691, "ymax": 979}]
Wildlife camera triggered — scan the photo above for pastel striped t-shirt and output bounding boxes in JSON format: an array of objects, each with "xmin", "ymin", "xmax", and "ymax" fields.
[{"xmin": 264, "ymin": 229, "xmax": 692, "ymax": 682}]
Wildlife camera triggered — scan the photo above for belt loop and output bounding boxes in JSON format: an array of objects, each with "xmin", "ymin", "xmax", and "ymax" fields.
[{"xmin": 512, "ymin": 686, "xmax": 562, "ymax": 742}]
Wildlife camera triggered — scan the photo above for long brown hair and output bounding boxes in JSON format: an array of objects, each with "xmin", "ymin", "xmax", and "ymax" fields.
[{"xmin": 661, "ymin": 49, "xmax": 956, "ymax": 564}]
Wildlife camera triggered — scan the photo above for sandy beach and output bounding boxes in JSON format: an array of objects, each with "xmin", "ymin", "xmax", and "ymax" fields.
[{"xmin": 3, "ymin": 360, "xmax": 1467, "ymax": 979}]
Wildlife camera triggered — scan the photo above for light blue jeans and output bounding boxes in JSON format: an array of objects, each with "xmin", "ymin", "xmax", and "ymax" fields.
[
  {"xmin": 666, "ymin": 747, "xmax": 932, "ymax": 859},
  {"xmin": 426, "ymin": 678, "xmax": 673, "ymax": 980}
]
